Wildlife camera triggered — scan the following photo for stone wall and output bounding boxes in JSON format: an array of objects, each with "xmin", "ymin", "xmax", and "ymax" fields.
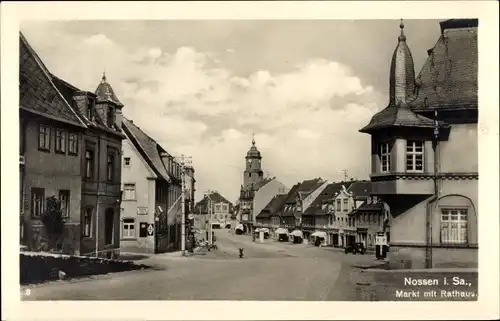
[
  {"xmin": 28, "ymin": 224, "xmax": 81, "ymax": 255},
  {"xmin": 20, "ymin": 252, "xmax": 149, "ymax": 285}
]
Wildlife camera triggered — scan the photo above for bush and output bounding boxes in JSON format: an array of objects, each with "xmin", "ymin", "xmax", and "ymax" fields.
[{"xmin": 40, "ymin": 196, "xmax": 65, "ymax": 251}]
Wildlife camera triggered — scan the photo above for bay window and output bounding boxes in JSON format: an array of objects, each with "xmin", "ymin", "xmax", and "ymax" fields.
[{"xmin": 378, "ymin": 142, "xmax": 391, "ymax": 172}]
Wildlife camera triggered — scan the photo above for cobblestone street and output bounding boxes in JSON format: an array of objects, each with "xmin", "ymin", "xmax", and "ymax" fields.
[{"xmin": 22, "ymin": 230, "xmax": 379, "ymax": 301}]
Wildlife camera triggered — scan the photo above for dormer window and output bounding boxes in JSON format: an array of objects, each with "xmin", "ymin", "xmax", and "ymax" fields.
[
  {"xmin": 87, "ymin": 99, "xmax": 94, "ymax": 120},
  {"xmin": 107, "ymin": 107, "xmax": 114, "ymax": 127},
  {"xmin": 378, "ymin": 142, "xmax": 392, "ymax": 172}
]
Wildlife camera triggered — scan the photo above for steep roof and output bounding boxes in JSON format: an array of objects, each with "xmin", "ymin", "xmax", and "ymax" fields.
[
  {"xmin": 95, "ymin": 73, "xmax": 124, "ymax": 107},
  {"xmin": 304, "ymin": 182, "xmax": 347, "ymax": 215},
  {"xmin": 50, "ymin": 74, "xmax": 125, "ymax": 137},
  {"xmin": 411, "ymin": 19, "xmax": 478, "ymax": 110},
  {"xmin": 19, "ymin": 32, "xmax": 86, "ymax": 128},
  {"xmin": 297, "ymin": 177, "xmax": 324, "ymax": 199},
  {"xmin": 195, "ymin": 191, "xmax": 234, "ymax": 213},
  {"xmin": 359, "ymin": 103, "xmax": 442, "ymax": 133},
  {"xmin": 359, "ymin": 19, "xmax": 476, "ymax": 134},
  {"xmin": 352, "ymin": 199, "xmax": 384, "ymax": 213},
  {"xmin": 347, "ymin": 180, "xmax": 372, "ymax": 199},
  {"xmin": 254, "ymin": 177, "xmax": 273, "ymax": 191},
  {"xmin": 122, "ymin": 117, "xmax": 171, "ymax": 182},
  {"xmin": 207, "ymin": 191, "xmax": 233, "ymax": 205},
  {"xmin": 256, "ymin": 194, "xmax": 288, "ymax": 219},
  {"xmin": 280, "ymin": 183, "xmax": 302, "ymax": 217}
]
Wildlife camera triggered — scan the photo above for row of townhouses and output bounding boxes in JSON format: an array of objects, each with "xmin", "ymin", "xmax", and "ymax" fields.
[
  {"xmin": 254, "ymin": 179, "xmax": 384, "ymax": 249},
  {"xmin": 19, "ymin": 32, "xmax": 195, "ymax": 257},
  {"xmin": 245, "ymin": 18, "xmax": 479, "ymax": 270}
]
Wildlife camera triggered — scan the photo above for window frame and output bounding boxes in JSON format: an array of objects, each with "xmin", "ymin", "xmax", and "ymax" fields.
[
  {"xmin": 378, "ymin": 142, "xmax": 391, "ymax": 173},
  {"xmin": 122, "ymin": 218, "xmax": 136, "ymax": 239},
  {"xmin": 31, "ymin": 187, "xmax": 45, "ymax": 218},
  {"xmin": 84, "ymin": 146, "xmax": 95, "ymax": 180},
  {"xmin": 106, "ymin": 107, "xmax": 114, "ymax": 127},
  {"xmin": 336, "ymin": 199, "xmax": 341, "ymax": 212},
  {"xmin": 55, "ymin": 128, "xmax": 66, "ymax": 154},
  {"xmin": 406, "ymin": 140, "xmax": 424, "ymax": 173},
  {"xmin": 123, "ymin": 183, "xmax": 136, "ymax": 201},
  {"xmin": 68, "ymin": 132, "xmax": 79, "ymax": 155},
  {"xmin": 343, "ymin": 199, "xmax": 348, "ymax": 212},
  {"xmin": 124, "ymin": 157, "xmax": 131, "ymax": 167},
  {"xmin": 440, "ymin": 208, "xmax": 468, "ymax": 245},
  {"xmin": 58, "ymin": 189, "xmax": 70, "ymax": 218},
  {"xmin": 38, "ymin": 124, "xmax": 51, "ymax": 151},
  {"xmin": 107, "ymin": 149, "xmax": 116, "ymax": 182},
  {"xmin": 83, "ymin": 207, "xmax": 93, "ymax": 237}
]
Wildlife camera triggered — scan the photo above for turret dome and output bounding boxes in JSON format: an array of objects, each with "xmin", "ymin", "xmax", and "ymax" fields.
[
  {"xmin": 95, "ymin": 72, "xmax": 124, "ymax": 107},
  {"xmin": 246, "ymin": 134, "xmax": 261, "ymax": 159},
  {"xmin": 389, "ymin": 19, "xmax": 416, "ymax": 105}
]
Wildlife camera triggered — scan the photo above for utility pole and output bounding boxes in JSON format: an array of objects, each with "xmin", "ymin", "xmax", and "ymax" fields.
[
  {"xmin": 205, "ymin": 190, "xmax": 213, "ymax": 245},
  {"xmin": 176, "ymin": 154, "xmax": 192, "ymax": 255}
]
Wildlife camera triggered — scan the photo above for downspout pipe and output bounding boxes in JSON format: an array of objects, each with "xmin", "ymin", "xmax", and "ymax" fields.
[{"xmin": 425, "ymin": 109, "xmax": 440, "ymax": 269}]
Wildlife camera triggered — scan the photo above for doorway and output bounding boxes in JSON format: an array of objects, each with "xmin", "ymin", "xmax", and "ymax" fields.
[{"xmin": 105, "ymin": 208, "xmax": 114, "ymax": 245}]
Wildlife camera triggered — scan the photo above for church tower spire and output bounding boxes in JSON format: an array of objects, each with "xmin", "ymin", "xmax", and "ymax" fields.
[
  {"xmin": 389, "ymin": 18, "xmax": 416, "ymax": 106},
  {"xmin": 244, "ymin": 133, "xmax": 263, "ymax": 189}
]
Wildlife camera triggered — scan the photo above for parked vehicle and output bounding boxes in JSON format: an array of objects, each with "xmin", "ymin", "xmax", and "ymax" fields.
[{"xmin": 344, "ymin": 242, "xmax": 366, "ymax": 255}]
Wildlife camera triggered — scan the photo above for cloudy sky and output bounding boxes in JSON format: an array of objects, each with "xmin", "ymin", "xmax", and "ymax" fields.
[{"xmin": 21, "ymin": 19, "xmax": 442, "ymax": 202}]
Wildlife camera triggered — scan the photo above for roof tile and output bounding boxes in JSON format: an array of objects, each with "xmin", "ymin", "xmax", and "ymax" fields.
[
  {"xmin": 122, "ymin": 117, "xmax": 171, "ymax": 182},
  {"xmin": 19, "ymin": 33, "xmax": 86, "ymax": 127}
]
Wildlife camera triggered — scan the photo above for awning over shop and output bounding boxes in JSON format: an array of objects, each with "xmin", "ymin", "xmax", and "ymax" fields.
[
  {"xmin": 290, "ymin": 230, "xmax": 303, "ymax": 238},
  {"xmin": 311, "ymin": 231, "xmax": 327, "ymax": 238},
  {"xmin": 236, "ymin": 224, "xmax": 244, "ymax": 231},
  {"xmin": 275, "ymin": 228, "xmax": 288, "ymax": 235}
]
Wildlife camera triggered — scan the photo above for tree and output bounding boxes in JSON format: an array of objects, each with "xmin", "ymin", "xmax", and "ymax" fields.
[{"xmin": 40, "ymin": 196, "xmax": 65, "ymax": 251}]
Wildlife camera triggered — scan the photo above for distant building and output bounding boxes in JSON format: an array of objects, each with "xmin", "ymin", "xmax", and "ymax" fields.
[
  {"xmin": 194, "ymin": 191, "xmax": 233, "ymax": 230},
  {"xmin": 350, "ymin": 195, "xmax": 388, "ymax": 250},
  {"xmin": 359, "ymin": 19, "xmax": 478, "ymax": 269},
  {"xmin": 303, "ymin": 181, "xmax": 352, "ymax": 246},
  {"xmin": 332, "ymin": 181, "xmax": 372, "ymax": 248},
  {"xmin": 269, "ymin": 183, "xmax": 301, "ymax": 240},
  {"xmin": 255, "ymin": 194, "xmax": 288, "ymax": 229},
  {"xmin": 236, "ymin": 135, "xmax": 288, "ymax": 234},
  {"xmin": 291, "ymin": 178, "xmax": 328, "ymax": 240}
]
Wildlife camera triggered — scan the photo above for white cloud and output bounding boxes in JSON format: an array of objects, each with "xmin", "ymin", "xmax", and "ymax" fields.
[{"xmin": 20, "ymin": 25, "xmax": 383, "ymax": 202}]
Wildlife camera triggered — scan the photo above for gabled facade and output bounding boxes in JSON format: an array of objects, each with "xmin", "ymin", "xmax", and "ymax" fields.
[
  {"xmin": 270, "ymin": 183, "xmax": 301, "ymax": 234},
  {"xmin": 292, "ymin": 178, "xmax": 327, "ymax": 240},
  {"xmin": 350, "ymin": 195, "xmax": 388, "ymax": 249},
  {"xmin": 19, "ymin": 33, "xmax": 88, "ymax": 254},
  {"xmin": 194, "ymin": 191, "xmax": 233, "ymax": 231},
  {"xmin": 359, "ymin": 19, "xmax": 478, "ymax": 269},
  {"xmin": 303, "ymin": 182, "xmax": 347, "ymax": 246},
  {"xmin": 119, "ymin": 117, "xmax": 184, "ymax": 254},
  {"xmin": 51, "ymin": 71, "xmax": 126, "ymax": 258},
  {"xmin": 20, "ymin": 32, "xmax": 127, "ymax": 257}
]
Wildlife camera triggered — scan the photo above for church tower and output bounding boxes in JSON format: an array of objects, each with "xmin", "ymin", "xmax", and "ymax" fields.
[{"xmin": 243, "ymin": 134, "xmax": 263, "ymax": 189}]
